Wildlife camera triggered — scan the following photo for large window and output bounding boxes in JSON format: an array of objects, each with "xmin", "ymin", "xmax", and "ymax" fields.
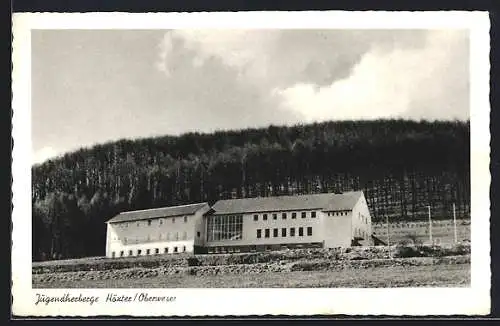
[
  {"xmin": 307, "ymin": 227, "xmax": 313, "ymax": 236},
  {"xmin": 207, "ymin": 214, "xmax": 243, "ymax": 242},
  {"xmin": 273, "ymin": 228, "xmax": 278, "ymax": 237},
  {"xmin": 257, "ymin": 229, "xmax": 262, "ymax": 238},
  {"xmin": 299, "ymin": 227, "xmax": 304, "ymax": 236}
]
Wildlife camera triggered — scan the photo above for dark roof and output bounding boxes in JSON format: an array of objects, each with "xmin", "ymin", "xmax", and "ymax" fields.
[
  {"xmin": 107, "ymin": 202, "xmax": 209, "ymax": 224},
  {"xmin": 210, "ymin": 191, "xmax": 363, "ymax": 215}
]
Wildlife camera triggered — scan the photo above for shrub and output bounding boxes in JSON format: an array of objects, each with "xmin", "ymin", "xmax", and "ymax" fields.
[{"xmin": 394, "ymin": 245, "xmax": 423, "ymax": 258}]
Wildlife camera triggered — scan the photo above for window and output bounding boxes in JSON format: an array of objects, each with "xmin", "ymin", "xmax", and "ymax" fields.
[
  {"xmin": 182, "ymin": 231, "xmax": 187, "ymax": 240},
  {"xmin": 137, "ymin": 249, "xmax": 142, "ymax": 255},
  {"xmin": 124, "ymin": 237, "xmax": 127, "ymax": 244},
  {"xmin": 311, "ymin": 212, "xmax": 316, "ymax": 218},
  {"xmin": 272, "ymin": 213, "xmax": 277, "ymax": 220},
  {"xmin": 273, "ymin": 228, "xmax": 278, "ymax": 237},
  {"xmin": 159, "ymin": 219, "xmax": 163, "ymax": 225},
  {"xmin": 120, "ymin": 251, "xmax": 124, "ymax": 257},
  {"xmin": 166, "ymin": 232, "xmax": 170, "ymax": 241},
  {"xmin": 147, "ymin": 235, "xmax": 150, "ymax": 241},
  {"xmin": 292, "ymin": 212, "xmax": 297, "ymax": 219},
  {"xmin": 183, "ymin": 246, "xmax": 186, "ymax": 252},
  {"xmin": 174, "ymin": 247, "xmax": 178, "ymax": 253},
  {"xmin": 159, "ymin": 234, "xmax": 162, "ymax": 240},
  {"xmin": 206, "ymin": 215, "xmax": 243, "ymax": 241},
  {"xmin": 282, "ymin": 213, "xmax": 287, "ymax": 219},
  {"xmin": 265, "ymin": 229, "xmax": 270, "ymax": 238},
  {"xmin": 184, "ymin": 216, "xmax": 188, "ymax": 223},
  {"xmin": 148, "ymin": 219, "xmax": 152, "ymax": 226},
  {"xmin": 155, "ymin": 248, "xmax": 159, "ymax": 254},
  {"xmin": 137, "ymin": 222, "xmax": 140, "ymax": 227},
  {"xmin": 257, "ymin": 229, "xmax": 262, "ymax": 238},
  {"xmin": 111, "ymin": 252, "xmax": 115, "ymax": 258},
  {"xmin": 128, "ymin": 250, "xmax": 133, "ymax": 256},
  {"xmin": 254, "ymin": 214, "xmax": 258, "ymax": 221},
  {"xmin": 125, "ymin": 223, "xmax": 128, "ymax": 228},
  {"xmin": 263, "ymin": 214, "xmax": 268, "ymax": 220},
  {"xmin": 146, "ymin": 249, "xmax": 151, "ymax": 255},
  {"xmin": 197, "ymin": 231, "xmax": 201, "ymax": 238},
  {"xmin": 307, "ymin": 227, "xmax": 313, "ymax": 236},
  {"xmin": 301, "ymin": 212, "xmax": 306, "ymax": 218},
  {"xmin": 290, "ymin": 228, "xmax": 295, "ymax": 237},
  {"xmin": 164, "ymin": 247, "xmax": 169, "ymax": 253},
  {"xmin": 299, "ymin": 227, "xmax": 304, "ymax": 236},
  {"xmin": 175, "ymin": 232, "xmax": 179, "ymax": 241},
  {"xmin": 282, "ymin": 228, "xmax": 287, "ymax": 237},
  {"xmin": 172, "ymin": 217, "xmax": 175, "ymax": 223}
]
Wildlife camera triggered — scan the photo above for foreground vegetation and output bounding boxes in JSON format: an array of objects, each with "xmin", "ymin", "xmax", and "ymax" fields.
[
  {"xmin": 32, "ymin": 119, "xmax": 470, "ymax": 260},
  {"xmin": 34, "ymin": 263, "xmax": 470, "ymax": 288},
  {"xmin": 33, "ymin": 244, "xmax": 471, "ymax": 288},
  {"xmin": 33, "ymin": 244, "xmax": 471, "ymax": 274}
]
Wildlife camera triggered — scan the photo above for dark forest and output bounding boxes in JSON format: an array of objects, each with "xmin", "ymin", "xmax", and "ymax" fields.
[{"xmin": 31, "ymin": 119, "xmax": 470, "ymax": 261}]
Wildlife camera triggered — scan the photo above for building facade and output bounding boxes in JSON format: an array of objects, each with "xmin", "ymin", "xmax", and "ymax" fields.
[
  {"xmin": 105, "ymin": 203, "xmax": 210, "ymax": 258},
  {"xmin": 203, "ymin": 191, "xmax": 372, "ymax": 253},
  {"xmin": 105, "ymin": 191, "xmax": 372, "ymax": 258}
]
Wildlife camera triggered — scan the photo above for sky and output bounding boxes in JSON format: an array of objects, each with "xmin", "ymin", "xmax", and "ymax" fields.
[{"xmin": 31, "ymin": 29, "xmax": 470, "ymax": 164}]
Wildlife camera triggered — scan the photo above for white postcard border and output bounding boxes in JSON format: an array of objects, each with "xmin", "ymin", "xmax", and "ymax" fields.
[{"xmin": 12, "ymin": 11, "xmax": 491, "ymax": 317}]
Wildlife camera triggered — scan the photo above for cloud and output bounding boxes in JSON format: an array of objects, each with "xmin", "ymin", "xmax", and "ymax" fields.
[
  {"xmin": 156, "ymin": 29, "xmax": 469, "ymax": 131},
  {"xmin": 274, "ymin": 30, "xmax": 469, "ymax": 122},
  {"xmin": 33, "ymin": 146, "xmax": 59, "ymax": 165}
]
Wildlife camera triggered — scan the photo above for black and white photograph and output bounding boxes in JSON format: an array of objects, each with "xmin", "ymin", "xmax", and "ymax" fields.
[{"xmin": 12, "ymin": 11, "xmax": 490, "ymax": 316}]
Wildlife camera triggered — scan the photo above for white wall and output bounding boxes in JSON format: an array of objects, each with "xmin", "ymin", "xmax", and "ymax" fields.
[
  {"xmin": 351, "ymin": 193, "xmax": 373, "ymax": 245},
  {"xmin": 322, "ymin": 211, "xmax": 352, "ymax": 248},
  {"xmin": 107, "ymin": 239, "xmax": 195, "ymax": 258},
  {"xmin": 105, "ymin": 204, "xmax": 210, "ymax": 258},
  {"xmin": 205, "ymin": 209, "xmax": 324, "ymax": 247}
]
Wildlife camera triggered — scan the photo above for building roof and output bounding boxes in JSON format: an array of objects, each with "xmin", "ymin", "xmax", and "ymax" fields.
[
  {"xmin": 106, "ymin": 202, "xmax": 209, "ymax": 224},
  {"xmin": 210, "ymin": 191, "xmax": 363, "ymax": 215}
]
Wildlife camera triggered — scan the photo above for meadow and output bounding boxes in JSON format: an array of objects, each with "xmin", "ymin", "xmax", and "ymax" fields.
[{"xmin": 34, "ymin": 263, "xmax": 470, "ymax": 288}]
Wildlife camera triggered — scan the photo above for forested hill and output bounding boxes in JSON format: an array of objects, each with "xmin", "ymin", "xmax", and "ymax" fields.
[{"xmin": 32, "ymin": 119, "xmax": 470, "ymax": 260}]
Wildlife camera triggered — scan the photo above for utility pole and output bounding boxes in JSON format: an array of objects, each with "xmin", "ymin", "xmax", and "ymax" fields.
[
  {"xmin": 386, "ymin": 214, "xmax": 390, "ymax": 246},
  {"xmin": 427, "ymin": 205, "xmax": 433, "ymax": 245},
  {"xmin": 453, "ymin": 203, "xmax": 458, "ymax": 244}
]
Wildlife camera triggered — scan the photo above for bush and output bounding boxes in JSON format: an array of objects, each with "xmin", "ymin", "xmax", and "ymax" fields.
[{"xmin": 394, "ymin": 245, "xmax": 423, "ymax": 258}]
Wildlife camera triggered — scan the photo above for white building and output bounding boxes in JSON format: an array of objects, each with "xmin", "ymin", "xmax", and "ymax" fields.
[
  {"xmin": 105, "ymin": 203, "xmax": 210, "ymax": 258},
  {"xmin": 203, "ymin": 191, "xmax": 372, "ymax": 253},
  {"xmin": 105, "ymin": 191, "xmax": 373, "ymax": 258}
]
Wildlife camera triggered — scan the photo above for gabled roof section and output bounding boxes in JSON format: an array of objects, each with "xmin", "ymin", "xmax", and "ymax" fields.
[
  {"xmin": 107, "ymin": 202, "xmax": 209, "ymax": 224},
  {"xmin": 211, "ymin": 191, "xmax": 363, "ymax": 215}
]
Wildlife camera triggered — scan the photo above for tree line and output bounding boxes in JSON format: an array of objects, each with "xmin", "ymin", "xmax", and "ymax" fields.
[{"xmin": 32, "ymin": 119, "xmax": 470, "ymax": 261}]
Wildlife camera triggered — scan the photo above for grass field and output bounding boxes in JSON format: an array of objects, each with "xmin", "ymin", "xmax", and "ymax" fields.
[
  {"xmin": 34, "ymin": 263, "xmax": 470, "ymax": 288},
  {"xmin": 372, "ymin": 219, "xmax": 470, "ymax": 245}
]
